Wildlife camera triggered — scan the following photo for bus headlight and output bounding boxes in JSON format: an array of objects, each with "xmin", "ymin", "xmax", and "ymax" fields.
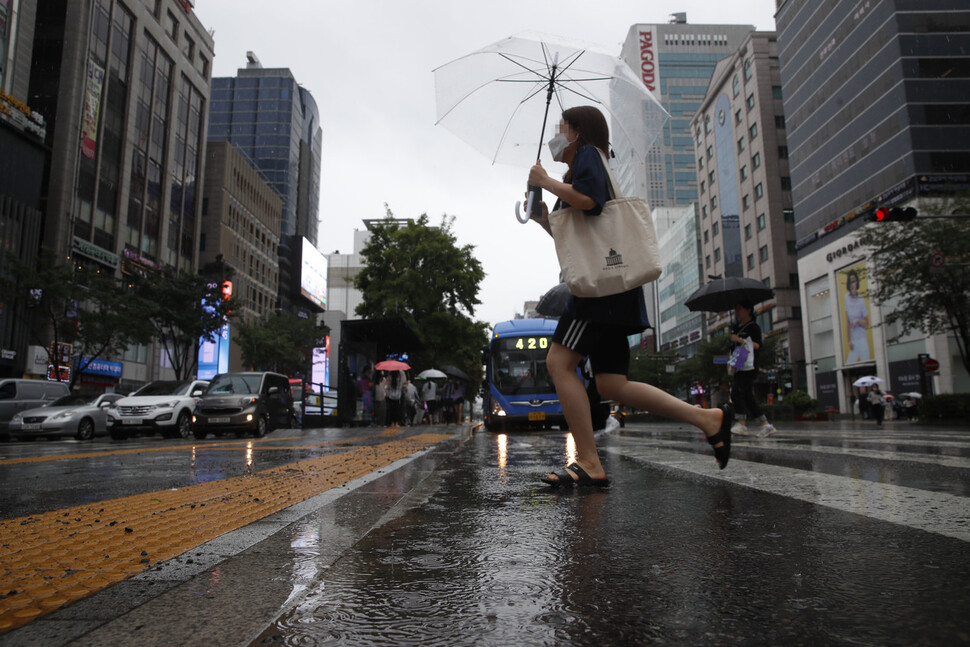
[{"xmin": 491, "ymin": 401, "xmax": 506, "ymax": 417}]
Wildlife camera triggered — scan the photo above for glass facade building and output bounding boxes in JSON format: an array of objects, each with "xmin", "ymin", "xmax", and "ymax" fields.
[{"xmin": 208, "ymin": 59, "xmax": 322, "ymax": 312}]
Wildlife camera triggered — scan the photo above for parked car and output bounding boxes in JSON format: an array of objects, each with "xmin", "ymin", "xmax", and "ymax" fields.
[
  {"xmin": 0, "ymin": 379, "xmax": 72, "ymax": 441},
  {"xmin": 106, "ymin": 380, "xmax": 209, "ymax": 440},
  {"xmin": 192, "ymin": 372, "xmax": 295, "ymax": 439},
  {"xmin": 8, "ymin": 392, "xmax": 124, "ymax": 440}
]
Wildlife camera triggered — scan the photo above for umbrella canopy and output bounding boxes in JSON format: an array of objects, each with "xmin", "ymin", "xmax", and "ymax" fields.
[
  {"xmin": 853, "ymin": 376, "xmax": 884, "ymax": 387},
  {"xmin": 418, "ymin": 368, "xmax": 448, "ymax": 379},
  {"xmin": 434, "ymin": 31, "xmax": 669, "ymax": 168},
  {"xmin": 375, "ymin": 360, "xmax": 410, "ymax": 372},
  {"xmin": 440, "ymin": 365, "xmax": 470, "ymax": 381},
  {"xmin": 900, "ymin": 392, "xmax": 923, "ymax": 399},
  {"xmin": 685, "ymin": 277, "xmax": 775, "ymax": 313},
  {"xmin": 536, "ymin": 282, "xmax": 571, "ymax": 317}
]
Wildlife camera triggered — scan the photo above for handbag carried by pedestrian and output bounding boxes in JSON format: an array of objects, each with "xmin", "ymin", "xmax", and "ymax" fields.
[
  {"xmin": 727, "ymin": 338, "xmax": 754, "ymax": 375},
  {"xmin": 548, "ymin": 150, "xmax": 662, "ymax": 298}
]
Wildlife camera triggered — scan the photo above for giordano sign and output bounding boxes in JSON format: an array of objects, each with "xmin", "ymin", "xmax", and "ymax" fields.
[
  {"xmin": 826, "ymin": 240, "xmax": 862, "ymax": 263},
  {"xmin": 72, "ymin": 237, "xmax": 118, "ymax": 268}
]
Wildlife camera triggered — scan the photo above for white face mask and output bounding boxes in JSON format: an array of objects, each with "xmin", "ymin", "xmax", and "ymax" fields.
[{"xmin": 547, "ymin": 132, "xmax": 573, "ymax": 162}]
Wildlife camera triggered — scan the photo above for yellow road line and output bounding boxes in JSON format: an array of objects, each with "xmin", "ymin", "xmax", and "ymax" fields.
[
  {"xmin": 0, "ymin": 429, "xmax": 405, "ymax": 466},
  {"xmin": 0, "ymin": 432, "xmax": 451, "ymax": 634}
]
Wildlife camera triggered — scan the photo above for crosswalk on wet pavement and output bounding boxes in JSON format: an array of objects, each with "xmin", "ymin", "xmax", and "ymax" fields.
[{"xmin": 1, "ymin": 420, "xmax": 968, "ymax": 645}]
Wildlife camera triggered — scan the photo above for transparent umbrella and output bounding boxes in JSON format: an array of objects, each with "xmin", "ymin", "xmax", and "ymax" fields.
[{"xmin": 434, "ymin": 31, "xmax": 669, "ymax": 220}]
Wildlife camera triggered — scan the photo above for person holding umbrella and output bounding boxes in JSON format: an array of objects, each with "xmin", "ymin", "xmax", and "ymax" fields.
[
  {"xmin": 528, "ymin": 106, "xmax": 732, "ymax": 486},
  {"xmin": 729, "ymin": 301, "xmax": 776, "ymax": 437}
]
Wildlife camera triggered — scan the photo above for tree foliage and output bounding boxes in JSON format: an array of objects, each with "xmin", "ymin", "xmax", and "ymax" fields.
[
  {"xmin": 0, "ymin": 248, "xmax": 150, "ymax": 388},
  {"xmin": 234, "ymin": 311, "xmax": 329, "ymax": 377},
  {"xmin": 129, "ymin": 268, "xmax": 233, "ymax": 380},
  {"xmin": 856, "ymin": 197, "xmax": 970, "ymax": 376},
  {"xmin": 354, "ymin": 209, "xmax": 489, "ymax": 388}
]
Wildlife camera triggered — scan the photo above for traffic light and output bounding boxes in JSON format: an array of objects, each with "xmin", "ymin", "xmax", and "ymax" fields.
[{"xmin": 868, "ymin": 206, "xmax": 918, "ymax": 222}]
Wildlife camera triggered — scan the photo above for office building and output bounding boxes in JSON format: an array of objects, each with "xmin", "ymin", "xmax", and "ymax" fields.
[
  {"xmin": 692, "ymin": 31, "xmax": 804, "ymax": 388},
  {"xmin": 208, "ymin": 53, "xmax": 323, "ymax": 315},
  {"xmin": 653, "ymin": 204, "xmax": 702, "ymax": 356},
  {"xmin": 776, "ymin": 0, "xmax": 970, "ymax": 409}
]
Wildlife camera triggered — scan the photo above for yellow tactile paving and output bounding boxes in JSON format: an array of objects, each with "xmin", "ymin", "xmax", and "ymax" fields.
[{"xmin": 0, "ymin": 431, "xmax": 451, "ymax": 634}]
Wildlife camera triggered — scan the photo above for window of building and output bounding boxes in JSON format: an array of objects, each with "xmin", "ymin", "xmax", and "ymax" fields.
[
  {"xmin": 715, "ymin": 248, "xmax": 721, "ymax": 262},
  {"xmin": 787, "ymin": 241, "xmax": 797, "ymax": 254},
  {"xmin": 698, "ymin": 156, "xmax": 704, "ymax": 170},
  {"xmin": 778, "ymin": 145, "xmax": 788, "ymax": 159},
  {"xmin": 742, "ymin": 194, "xmax": 750, "ymax": 209},
  {"xmin": 759, "ymin": 245, "xmax": 769, "ymax": 262},
  {"xmin": 704, "ymin": 230, "xmax": 709, "ymax": 243},
  {"xmin": 706, "ymin": 255, "xmax": 711, "ymax": 269},
  {"xmin": 166, "ymin": 10, "xmax": 178, "ymax": 41},
  {"xmin": 743, "ymin": 58, "xmax": 753, "ymax": 80},
  {"xmin": 747, "ymin": 254, "xmax": 755, "ymax": 270},
  {"xmin": 746, "ymin": 93, "xmax": 755, "ymax": 110},
  {"xmin": 763, "ymin": 277, "xmax": 771, "ymax": 289},
  {"xmin": 780, "ymin": 176, "xmax": 792, "ymax": 190},
  {"xmin": 783, "ymin": 208, "xmax": 794, "ymax": 222},
  {"xmin": 755, "ymin": 182, "xmax": 764, "ymax": 198},
  {"xmin": 775, "ymin": 115, "xmax": 786, "ymax": 128},
  {"xmin": 772, "ymin": 85, "xmax": 783, "ymax": 100},
  {"xmin": 732, "ymin": 74, "xmax": 740, "ymax": 97},
  {"xmin": 789, "ymin": 273, "xmax": 799, "ymax": 287},
  {"xmin": 745, "ymin": 223, "xmax": 752, "ymax": 239},
  {"xmin": 181, "ymin": 35, "xmax": 194, "ymax": 60},
  {"xmin": 704, "ymin": 114, "xmax": 712, "ymax": 133},
  {"xmin": 708, "ymin": 170, "xmax": 715, "ymax": 185},
  {"xmin": 702, "ymin": 205, "xmax": 708, "ymax": 218},
  {"xmin": 735, "ymin": 108, "xmax": 742, "ymax": 124},
  {"xmin": 711, "ymin": 195, "xmax": 718, "ymax": 210},
  {"xmin": 752, "ymin": 152, "xmax": 761, "ymax": 168},
  {"xmin": 757, "ymin": 213, "xmax": 766, "ymax": 230},
  {"xmin": 706, "ymin": 145, "xmax": 714, "ymax": 159},
  {"xmin": 700, "ymin": 180, "xmax": 706, "ymax": 194},
  {"xmin": 740, "ymin": 165, "xmax": 748, "ymax": 180},
  {"xmin": 737, "ymin": 137, "xmax": 745, "ymax": 153},
  {"xmin": 749, "ymin": 122, "xmax": 758, "ymax": 139},
  {"xmin": 713, "ymin": 221, "xmax": 720, "ymax": 236}
]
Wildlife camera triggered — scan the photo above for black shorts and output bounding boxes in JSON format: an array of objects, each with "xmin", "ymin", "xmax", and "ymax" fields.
[{"xmin": 552, "ymin": 314, "xmax": 631, "ymax": 376}]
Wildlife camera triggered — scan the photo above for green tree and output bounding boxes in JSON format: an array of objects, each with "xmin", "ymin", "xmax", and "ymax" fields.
[
  {"xmin": 234, "ymin": 311, "xmax": 329, "ymax": 377},
  {"xmin": 0, "ymin": 248, "xmax": 150, "ymax": 388},
  {"xmin": 857, "ymin": 198, "xmax": 970, "ymax": 377},
  {"xmin": 354, "ymin": 209, "xmax": 489, "ymax": 388},
  {"xmin": 130, "ymin": 268, "xmax": 233, "ymax": 380}
]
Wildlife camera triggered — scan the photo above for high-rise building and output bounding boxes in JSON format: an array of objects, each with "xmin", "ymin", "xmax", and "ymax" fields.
[
  {"xmin": 620, "ymin": 17, "xmax": 755, "ymax": 208},
  {"xmin": 620, "ymin": 17, "xmax": 755, "ymax": 349},
  {"xmin": 208, "ymin": 53, "xmax": 322, "ymax": 314},
  {"xmin": 653, "ymin": 204, "xmax": 702, "ymax": 356},
  {"xmin": 777, "ymin": 0, "xmax": 970, "ymax": 409},
  {"xmin": 19, "ymin": 0, "xmax": 213, "ymax": 386},
  {"xmin": 692, "ymin": 31, "xmax": 804, "ymax": 389}
]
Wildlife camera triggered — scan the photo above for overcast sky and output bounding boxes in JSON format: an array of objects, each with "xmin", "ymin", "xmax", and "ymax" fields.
[{"xmin": 193, "ymin": 1, "xmax": 778, "ymax": 327}]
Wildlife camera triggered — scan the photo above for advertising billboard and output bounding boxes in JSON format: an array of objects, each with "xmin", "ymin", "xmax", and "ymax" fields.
[
  {"xmin": 197, "ymin": 281, "xmax": 231, "ymax": 379},
  {"xmin": 836, "ymin": 261, "xmax": 874, "ymax": 365},
  {"xmin": 300, "ymin": 237, "xmax": 328, "ymax": 310}
]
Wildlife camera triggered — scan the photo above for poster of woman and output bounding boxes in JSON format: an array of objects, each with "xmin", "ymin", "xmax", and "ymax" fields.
[{"xmin": 837, "ymin": 261, "xmax": 875, "ymax": 365}]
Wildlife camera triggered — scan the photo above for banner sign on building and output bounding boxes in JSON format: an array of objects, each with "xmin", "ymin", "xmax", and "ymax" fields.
[
  {"xmin": 836, "ymin": 260, "xmax": 875, "ymax": 366},
  {"xmin": 638, "ymin": 27, "xmax": 660, "ymax": 99},
  {"xmin": 81, "ymin": 59, "xmax": 105, "ymax": 159},
  {"xmin": 76, "ymin": 356, "xmax": 123, "ymax": 378}
]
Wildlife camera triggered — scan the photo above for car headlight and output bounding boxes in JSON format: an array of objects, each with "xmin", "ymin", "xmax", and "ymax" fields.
[
  {"xmin": 52, "ymin": 410, "xmax": 76, "ymax": 420},
  {"xmin": 154, "ymin": 401, "xmax": 177, "ymax": 410},
  {"xmin": 11, "ymin": 413, "xmax": 22, "ymax": 423},
  {"xmin": 239, "ymin": 396, "xmax": 258, "ymax": 407}
]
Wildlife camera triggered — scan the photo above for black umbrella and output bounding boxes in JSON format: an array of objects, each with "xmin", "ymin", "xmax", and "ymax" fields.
[
  {"xmin": 685, "ymin": 277, "xmax": 774, "ymax": 313},
  {"xmin": 536, "ymin": 282, "xmax": 571, "ymax": 317},
  {"xmin": 440, "ymin": 365, "xmax": 470, "ymax": 381}
]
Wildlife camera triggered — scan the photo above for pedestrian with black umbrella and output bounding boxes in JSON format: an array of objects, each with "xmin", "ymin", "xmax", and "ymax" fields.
[{"xmin": 729, "ymin": 301, "xmax": 776, "ymax": 437}]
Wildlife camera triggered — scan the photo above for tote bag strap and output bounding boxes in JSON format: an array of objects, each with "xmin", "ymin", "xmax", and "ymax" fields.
[{"xmin": 595, "ymin": 149, "xmax": 623, "ymax": 200}]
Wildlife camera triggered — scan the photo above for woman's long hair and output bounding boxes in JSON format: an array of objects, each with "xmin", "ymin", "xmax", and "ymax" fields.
[{"xmin": 561, "ymin": 106, "xmax": 609, "ymax": 183}]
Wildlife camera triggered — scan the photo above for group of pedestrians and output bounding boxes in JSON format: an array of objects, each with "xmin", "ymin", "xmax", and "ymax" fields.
[{"xmin": 356, "ymin": 368, "xmax": 468, "ymax": 427}]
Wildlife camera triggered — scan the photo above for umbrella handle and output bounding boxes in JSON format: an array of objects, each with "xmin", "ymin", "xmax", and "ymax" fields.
[{"xmin": 514, "ymin": 189, "xmax": 540, "ymax": 224}]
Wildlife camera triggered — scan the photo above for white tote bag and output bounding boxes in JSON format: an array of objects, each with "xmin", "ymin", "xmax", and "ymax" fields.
[{"xmin": 548, "ymin": 150, "xmax": 662, "ymax": 298}]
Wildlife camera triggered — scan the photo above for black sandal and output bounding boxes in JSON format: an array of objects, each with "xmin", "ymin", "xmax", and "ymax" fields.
[
  {"xmin": 706, "ymin": 404, "xmax": 733, "ymax": 470},
  {"xmin": 540, "ymin": 462, "xmax": 610, "ymax": 487}
]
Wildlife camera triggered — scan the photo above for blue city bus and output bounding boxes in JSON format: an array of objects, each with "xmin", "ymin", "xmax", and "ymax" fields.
[{"xmin": 482, "ymin": 319, "xmax": 564, "ymax": 431}]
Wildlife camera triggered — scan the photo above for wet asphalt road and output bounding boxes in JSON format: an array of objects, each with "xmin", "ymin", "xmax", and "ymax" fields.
[{"xmin": 2, "ymin": 420, "xmax": 969, "ymax": 646}]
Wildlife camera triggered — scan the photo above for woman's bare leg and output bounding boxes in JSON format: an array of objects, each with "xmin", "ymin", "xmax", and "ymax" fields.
[
  {"xmin": 544, "ymin": 342, "xmax": 605, "ymax": 482},
  {"xmin": 596, "ymin": 373, "xmax": 726, "ymax": 444}
]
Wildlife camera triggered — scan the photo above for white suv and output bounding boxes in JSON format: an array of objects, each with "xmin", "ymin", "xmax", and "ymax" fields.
[{"xmin": 106, "ymin": 380, "xmax": 209, "ymax": 440}]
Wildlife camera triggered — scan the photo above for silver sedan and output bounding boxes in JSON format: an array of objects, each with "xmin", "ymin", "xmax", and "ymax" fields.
[{"xmin": 8, "ymin": 393, "xmax": 124, "ymax": 441}]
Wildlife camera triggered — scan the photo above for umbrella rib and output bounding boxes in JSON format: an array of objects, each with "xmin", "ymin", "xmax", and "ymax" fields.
[{"xmin": 497, "ymin": 53, "xmax": 551, "ymax": 82}]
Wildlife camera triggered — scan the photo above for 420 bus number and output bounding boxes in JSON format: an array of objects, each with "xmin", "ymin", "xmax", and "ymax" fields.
[{"xmin": 514, "ymin": 337, "xmax": 549, "ymax": 350}]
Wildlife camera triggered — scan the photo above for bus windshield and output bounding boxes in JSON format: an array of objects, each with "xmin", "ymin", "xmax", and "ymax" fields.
[{"xmin": 491, "ymin": 335, "xmax": 555, "ymax": 395}]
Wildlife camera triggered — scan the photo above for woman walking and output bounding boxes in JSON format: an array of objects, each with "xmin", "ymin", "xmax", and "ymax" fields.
[{"xmin": 528, "ymin": 106, "xmax": 733, "ymax": 486}]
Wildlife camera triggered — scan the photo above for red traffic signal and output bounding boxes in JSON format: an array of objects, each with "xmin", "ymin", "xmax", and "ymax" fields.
[{"xmin": 868, "ymin": 206, "xmax": 918, "ymax": 222}]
